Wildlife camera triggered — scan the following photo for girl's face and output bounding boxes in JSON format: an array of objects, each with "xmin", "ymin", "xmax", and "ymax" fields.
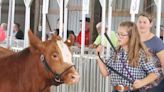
[
  {"xmin": 137, "ymin": 16, "xmax": 152, "ymax": 33},
  {"xmin": 116, "ymin": 26, "xmax": 129, "ymax": 47}
]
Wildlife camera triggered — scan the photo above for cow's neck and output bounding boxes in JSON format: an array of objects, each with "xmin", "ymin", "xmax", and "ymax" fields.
[
  {"xmin": 8, "ymin": 48, "xmax": 51, "ymax": 91},
  {"xmin": 26, "ymin": 48, "xmax": 52, "ymax": 91}
]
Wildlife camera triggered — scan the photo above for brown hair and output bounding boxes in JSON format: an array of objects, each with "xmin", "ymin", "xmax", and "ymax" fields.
[
  {"xmin": 138, "ymin": 12, "xmax": 153, "ymax": 23},
  {"xmin": 116, "ymin": 21, "xmax": 151, "ymax": 67}
]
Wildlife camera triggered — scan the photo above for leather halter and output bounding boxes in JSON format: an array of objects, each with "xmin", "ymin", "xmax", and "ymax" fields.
[{"xmin": 40, "ymin": 55, "xmax": 75, "ymax": 86}]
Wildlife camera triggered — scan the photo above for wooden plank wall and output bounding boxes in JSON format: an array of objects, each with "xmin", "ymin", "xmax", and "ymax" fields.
[{"xmin": 1, "ymin": 0, "xmax": 164, "ymax": 36}]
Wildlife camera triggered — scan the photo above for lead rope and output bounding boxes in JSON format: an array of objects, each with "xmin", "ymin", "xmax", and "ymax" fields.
[{"xmin": 97, "ymin": 52, "xmax": 134, "ymax": 83}]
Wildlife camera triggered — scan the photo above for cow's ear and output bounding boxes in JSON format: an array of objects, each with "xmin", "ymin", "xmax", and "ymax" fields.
[
  {"xmin": 64, "ymin": 39, "xmax": 72, "ymax": 47},
  {"xmin": 51, "ymin": 35, "xmax": 61, "ymax": 41},
  {"xmin": 51, "ymin": 34, "xmax": 74, "ymax": 47},
  {"xmin": 28, "ymin": 30, "xmax": 44, "ymax": 53}
]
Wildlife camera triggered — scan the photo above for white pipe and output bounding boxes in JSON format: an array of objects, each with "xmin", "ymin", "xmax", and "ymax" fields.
[
  {"xmin": 63, "ymin": 7, "xmax": 68, "ymax": 41},
  {"xmin": 7, "ymin": 0, "xmax": 15, "ymax": 48},
  {"xmin": 130, "ymin": 0, "xmax": 140, "ymax": 22},
  {"xmin": 107, "ymin": 5, "xmax": 112, "ymax": 58},
  {"xmin": 80, "ymin": 0, "xmax": 90, "ymax": 55},
  {"xmin": 81, "ymin": 12, "xmax": 86, "ymax": 55},
  {"xmin": 156, "ymin": 0, "xmax": 161, "ymax": 37},
  {"xmin": 131, "ymin": 14, "xmax": 135, "ymax": 22},
  {"xmin": 100, "ymin": 0, "xmax": 106, "ymax": 43},
  {"xmin": 81, "ymin": 0, "xmax": 89, "ymax": 55},
  {"xmin": 42, "ymin": 0, "xmax": 49, "ymax": 41},
  {"xmin": 0, "ymin": 0, "xmax": 2, "ymax": 23},
  {"xmin": 101, "ymin": 0, "xmax": 106, "ymax": 56},
  {"xmin": 6, "ymin": 0, "xmax": 12, "ymax": 47},
  {"xmin": 59, "ymin": 0, "xmax": 63, "ymax": 38},
  {"xmin": 63, "ymin": 0, "xmax": 69, "ymax": 41},
  {"xmin": 57, "ymin": 0, "xmax": 60, "ymax": 7},
  {"xmin": 24, "ymin": 6, "xmax": 30, "ymax": 47},
  {"xmin": 42, "ymin": 14, "xmax": 46, "ymax": 41},
  {"xmin": 24, "ymin": 0, "xmax": 33, "ymax": 47},
  {"xmin": 106, "ymin": 2, "xmax": 113, "ymax": 91}
]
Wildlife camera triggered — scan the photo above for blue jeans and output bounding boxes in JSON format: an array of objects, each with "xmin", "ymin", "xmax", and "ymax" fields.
[{"xmin": 147, "ymin": 79, "xmax": 164, "ymax": 92}]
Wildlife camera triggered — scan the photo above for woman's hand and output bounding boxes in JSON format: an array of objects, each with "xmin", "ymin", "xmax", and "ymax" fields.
[{"xmin": 133, "ymin": 72, "xmax": 158, "ymax": 90}]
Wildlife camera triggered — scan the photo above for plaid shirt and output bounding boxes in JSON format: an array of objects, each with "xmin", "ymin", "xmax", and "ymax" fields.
[{"xmin": 105, "ymin": 48, "xmax": 159, "ymax": 87}]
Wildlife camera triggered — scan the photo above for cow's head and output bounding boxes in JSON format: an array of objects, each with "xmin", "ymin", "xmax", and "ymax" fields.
[{"xmin": 28, "ymin": 30, "xmax": 80, "ymax": 86}]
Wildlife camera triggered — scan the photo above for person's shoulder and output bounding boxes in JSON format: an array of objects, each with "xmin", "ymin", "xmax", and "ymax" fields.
[
  {"xmin": 151, "ymin": 36, "xmax": 164, "ymax": 44},
  {"xmin": 149, "ymin": 36, "xmax": 164, "ymax": 52},
  {"xmin": 145, "ymin": 35, "xmax": 163, "ymax": 44}
]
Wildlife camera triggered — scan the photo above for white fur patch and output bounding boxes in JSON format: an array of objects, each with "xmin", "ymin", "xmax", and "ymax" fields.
[{"xmin": 56, "ymin": 40, "xmax": 73, "ymax": 64}]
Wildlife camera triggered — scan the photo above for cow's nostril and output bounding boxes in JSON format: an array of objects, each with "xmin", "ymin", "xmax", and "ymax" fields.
[
  {"xmin": 72, "ymin": 75, "xmax": 80, "ymax": 80},
  {"xmin": 71, "ymin": 75, "xmax": 75, "ymax": 79}
]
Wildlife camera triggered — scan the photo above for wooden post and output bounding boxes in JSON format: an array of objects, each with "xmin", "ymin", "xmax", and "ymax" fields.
[
  {"xmin": 34, "ymin": 0, "xmax": 41, "ymax": 35},
  {"xmin": 143, "ymin": 0, "xmax": 154, "ymax": 14},
  {"xmin": 90, "ymin": 0, "xmax": 101, "ymax": 43}
]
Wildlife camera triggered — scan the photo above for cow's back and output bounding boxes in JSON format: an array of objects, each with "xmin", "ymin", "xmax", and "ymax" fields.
[{"xmin": 0, "ymin": 47, "xmax": 14, "ymax": 57}]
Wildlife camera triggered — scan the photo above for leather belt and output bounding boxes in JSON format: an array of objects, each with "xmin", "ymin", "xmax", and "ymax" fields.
[{"xmin": 113, "ymin": 85, "xmax": 130, "ymax": 92}]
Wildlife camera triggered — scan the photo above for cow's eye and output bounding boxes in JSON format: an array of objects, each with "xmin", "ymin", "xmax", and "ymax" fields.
[{"xmin": 52, "ymin": 53, "xmax": 58, "ymax": 58}]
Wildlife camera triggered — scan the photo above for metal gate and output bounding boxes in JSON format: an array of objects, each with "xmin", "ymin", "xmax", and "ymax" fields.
[{"xmin": 51, "ymin": 47, "xmax": 112, "ymax": 92}]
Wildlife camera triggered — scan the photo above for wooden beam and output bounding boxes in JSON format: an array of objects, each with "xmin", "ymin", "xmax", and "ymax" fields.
[
  {"xmin": 2, "ymin": 9, "xmax": 25, "ymax": 14},
  {"xmin": 112, "ymin": 10, "xmax": 130, "ymax": 16},
  {"xmin": 48, "ymin": 4, "xmax": 82, "ymax": 15},
  {"xmin": 48, "ymin": 8, "xmax": 59, "ymax": 15},
  {"xmin": 33, "ymin": 0, "xmax": 41, "ymax": 35},
  {"xmin": 48, "ymin": 6, "xmax": 164, "ymax": 18},
  {"xmin": 68, "ymin": 4, "xmax": 82, "ymax": 11}
]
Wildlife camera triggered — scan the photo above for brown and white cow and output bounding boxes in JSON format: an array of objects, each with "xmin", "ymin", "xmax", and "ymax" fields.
[{"xmin": 0, "ymin": 30, "xmax": 80, "ymax": 92}]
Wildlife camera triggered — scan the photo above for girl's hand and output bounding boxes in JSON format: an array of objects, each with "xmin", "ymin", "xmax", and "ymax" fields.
[
  {"xmin": 133, "ymin": 80, "xmax": 144, "ymax": 89},
  {"xmin": 96, "ymin": 45, "xmax": 103, "ymax": 55}
]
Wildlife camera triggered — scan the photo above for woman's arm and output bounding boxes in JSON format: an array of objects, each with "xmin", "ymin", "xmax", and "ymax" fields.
[
  {"xmin": 133, "ymin": 72, "xmax": 158, "ymax": 89},
  {"xmin": 157, "ymin": 50, "xmax": 164, "ymax": 67}
]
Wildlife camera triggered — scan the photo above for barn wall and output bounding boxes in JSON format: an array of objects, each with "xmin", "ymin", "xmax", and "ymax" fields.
[{"xmin": 1, "ymin": 0, "xmax": 164, "ymax": 36}]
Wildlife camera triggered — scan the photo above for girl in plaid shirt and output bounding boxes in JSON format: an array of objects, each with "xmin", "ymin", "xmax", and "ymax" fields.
[{"xmin": 96, "ymin": 21, "xmax": 159, "ymax": 92}]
